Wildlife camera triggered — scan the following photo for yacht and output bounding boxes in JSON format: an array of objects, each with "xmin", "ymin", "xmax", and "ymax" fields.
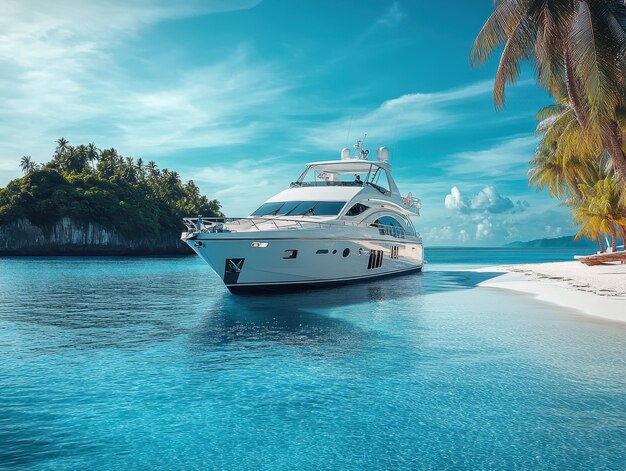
[{"xmin": 182, "ymin": 140, "xmax": 423, "ymax": 293}]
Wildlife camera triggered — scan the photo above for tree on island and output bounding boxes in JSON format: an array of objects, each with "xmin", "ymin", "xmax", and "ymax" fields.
[
  {"xmin": 472, "ymin": 0, "xmax": 626, "ymax": 252},
  {"xmin": 1, "ymin": 139, "xmax": 223, "ymax": 241},
  {"xmin": 19, "ymin": 156, "xmax": 37, "ymax": 174}
]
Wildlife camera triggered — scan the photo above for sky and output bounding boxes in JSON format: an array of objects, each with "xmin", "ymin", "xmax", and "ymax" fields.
[{"xmin": 0, "ymin": 0, "xmax": 575, "ymax": 246}]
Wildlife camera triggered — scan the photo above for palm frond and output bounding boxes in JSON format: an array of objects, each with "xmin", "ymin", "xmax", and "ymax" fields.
[
  {"xmin": 535, "ymin": 103, "xmax": 567, "ymax": 120},
  {"xmin": 471, "ymin": 0, "xmax": 534, "ymax": 66},
  {"xmin": 570, "ymin": 1, "xmax": 625, "ymax": 122}
]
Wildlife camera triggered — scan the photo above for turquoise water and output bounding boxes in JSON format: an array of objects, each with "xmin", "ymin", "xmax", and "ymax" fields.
[{"xmin": 0, "ymin": 250, "xmax": 624, "ymax": 470}]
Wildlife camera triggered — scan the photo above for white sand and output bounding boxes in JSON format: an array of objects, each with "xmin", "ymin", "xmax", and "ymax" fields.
[{"xmin": 473, "ymin": 261, "xmax": 626, "ymax": 323}]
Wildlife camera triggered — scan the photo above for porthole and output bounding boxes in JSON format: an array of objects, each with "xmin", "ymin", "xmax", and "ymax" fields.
[
  {"xmin": 332, "ymin": 249, "xmax": 337, "ymax": 254},
  {"xmin": 251, "ymin": 241, "xmax": 269, "ymax": 248},
  {"xmin": 194, "ymin": 242, "xmax": 203, "ymax": 248},
  {"xmin": 343, "ymin": 248, "xmax": 350, "ymax": 257},
  {"xmin": 358, "ymin": 248, "xmax": 364, "ymax": 255}
]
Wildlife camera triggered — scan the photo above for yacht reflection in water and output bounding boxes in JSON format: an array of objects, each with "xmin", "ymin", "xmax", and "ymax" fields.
[{"xmin": 190, "ymin": 269, "xmax": 499, "ymax": 352}]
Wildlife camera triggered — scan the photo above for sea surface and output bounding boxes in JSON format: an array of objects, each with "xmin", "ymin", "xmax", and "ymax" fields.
[{"xmin": 1, "ymin": 248, "xmax": 624, "ymax": 470}]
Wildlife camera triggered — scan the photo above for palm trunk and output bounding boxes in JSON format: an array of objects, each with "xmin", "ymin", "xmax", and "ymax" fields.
[
  {"xmin": 618, "ymin": 225, "xmax": 626, "ymax": 251},
  {"xmin": 564, "ymin": 47, "xmax": 588, "ymax": 128},
  {"xmin": 610, "ymin": 224, "xmax": 618, "ymax": 252},
  {"xmin": 603, "ymin": 120, "xmax": 626, "ymax": 184},
  {"xmin": 596, "ymin": 235, "xmax": 606, "ymax": 253}
]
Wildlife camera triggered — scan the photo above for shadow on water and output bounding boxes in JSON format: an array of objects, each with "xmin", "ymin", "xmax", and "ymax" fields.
[
  {"xmin": 190, "ymin": 269, "xmax": 502, "ymax": 352},
  {"xmin": 0, "ymin": 405, "xmax": 97, "ymax": 469}
]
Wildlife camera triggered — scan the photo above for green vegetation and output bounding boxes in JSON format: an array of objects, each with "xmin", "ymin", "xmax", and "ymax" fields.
[
  {"xmin": 0, "ymin": 139, "xmax": 222, "ymax": 238},
  {"xmin": 472, "ymin": 0, "xmax": 626, "ymax": 252}
]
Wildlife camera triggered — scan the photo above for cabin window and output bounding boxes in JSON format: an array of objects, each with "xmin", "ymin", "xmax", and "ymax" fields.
[
  {"xmin": 316, "ymin": 249, "xmax": 329, "ymax": 254},
  {"xmin": 368, "ymin": 168, "xmax": 391, "ymax": 194},
  {"xmin": 373, "ymin": 216, "xmax": 405, "ymax": 238},
  {"xmin": 310, "ymin": 201, "xmax": 347, "ymax": 216},
  {"xmin": 343, "ymin": 248, "xmax": 350, "ymax": 257},
  {"xmin": 250, "ymin": 201, "xmax": 284, "ymax": 216},
  {"xmin": 293, "ymin": 163, "xmax": 392, "ymax": 194},
  {"xmin": 274, "ymin": 201, "xmax": 301, "ymax": 215},
  {"xmin": 251, "ymin": 201, "xmax": 346, "ymax": 217},
  {"xmin": 375, "ymin": 216, "xmax": 402, "ymax": 227},
  {"xmin": 346, "ymin": 203, "xmax": 369, "ymax": 216}
]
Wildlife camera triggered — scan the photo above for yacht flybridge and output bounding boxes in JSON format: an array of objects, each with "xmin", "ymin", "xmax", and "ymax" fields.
[{"xmin": 182, "ymin": 140, "xmax": 423, "ymax": 293}]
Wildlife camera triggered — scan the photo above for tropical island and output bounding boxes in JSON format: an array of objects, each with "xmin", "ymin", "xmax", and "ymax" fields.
[{"xmin": 0, "ymin": 139, "xmax": 222, "ymax": 255}]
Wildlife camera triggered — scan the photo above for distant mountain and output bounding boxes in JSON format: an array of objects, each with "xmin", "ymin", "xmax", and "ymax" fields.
[{"xmin": 505, "ymin": 235, "xmax": 597, "ymax": 249}]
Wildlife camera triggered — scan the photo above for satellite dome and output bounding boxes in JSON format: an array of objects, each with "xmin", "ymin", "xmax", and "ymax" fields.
[{"xmin": 377, "ymin": 147, "xmax": 390, "ymax": 162}]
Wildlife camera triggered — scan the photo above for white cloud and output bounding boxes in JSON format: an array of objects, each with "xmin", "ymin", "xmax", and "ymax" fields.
[
  {"xmin": 444, "ymin": 186, "xmax": 466, "ymax": 211},
  {"xmin": 444, "ymin": 185, "xmax": 528, "ymax": 214},
  {"xmin": 113, "ymin": 54, "xmax": 288, "ymax": 155},
  {"xmin": 443, "ymin": 135, "xmax": 538, "ymax": 179},
  {"xmin": 471, "ymin": 186, "xmax": 514, "ymax": 213},
  {"xmin": 416, "ymin": 183, "xmax": 571, "ymax": 246},
  {"xmin": 422, "ymin": 203, "xmax": 573, "ymax": 246},
  {"xmin": 475, "ymin": 218, "xmax": 493, "ymax": 240},
  {"xmin": 191, "ymin": 157, "xmax": 303, "ymax": 216},
  {"xmin": 305, "ymin": 80, "xmax": 495, "ymax": 151},
  {"xmin": 0, "ymin": 0, "xmax": 265, "ymax": 181},
  {"xmin": 377, "ymin": 2, "xmax": 404, "ymax": 26}
]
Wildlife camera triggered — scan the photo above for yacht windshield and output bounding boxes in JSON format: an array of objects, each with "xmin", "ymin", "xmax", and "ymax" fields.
[
  {"xmin": 294, "ymin": 163, "xmax": 390, "ymax": 194},
  {"xmin": 251, "ymin": 201, "xmax": 346, "ymax": 217}
]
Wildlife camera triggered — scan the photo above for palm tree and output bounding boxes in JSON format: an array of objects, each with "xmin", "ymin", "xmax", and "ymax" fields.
[
  {"xmin": 62, "ymin": 146, "xmax": 89, "ymax": 173},
  {"xmin": 76, "ymin": 144, "xmax": 88, "ymax": 170},
  {"xmin": 572, "ymin": 176, "xmax": 626, "ymax": 251},
  {"xmin": 529, "ymin": 101, "xmax": 612, "ymax": 198},
  {"xmin": 136, "ymin": 158, "xmax": 146, "ymax": 180},
  {"xmin": 471, "ymin": 0, "xmax": 626, "ymax": 182},
  {"xmin": 122, "ymin": 157, "xmax": 137, "ymax": 182},
  {"xmin": 55, "ymin": 137, "xmax": 69, "ymax": 159},
  {"xmin": 19, "ymin": 155, "xmax": 35, "ymax": 174},
  {"xmin": 185, "ymin": 180, "xmax": 201, "ymax": 200},
  {"xmin": 146, "ymin": 160, "xmax": 159, "ymax": 180},
  {"xmin": 86, "ymin": 142, "xmax": 99, "ymax": 170},
  {"xmin": 572, "ymin": 206, "xmax": 607, "ymax": 252}
]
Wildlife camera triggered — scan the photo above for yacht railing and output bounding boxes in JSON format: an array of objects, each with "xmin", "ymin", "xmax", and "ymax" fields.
[{"xmin": 182, "ymin": 217, "xmax": 418, "ymax": 239}]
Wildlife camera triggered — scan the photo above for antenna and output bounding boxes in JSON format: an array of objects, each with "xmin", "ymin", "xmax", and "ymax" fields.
[
  {"xmin": 345, "ymin": 116, "xmax": 353, "ymax": 146},
  {"xmin": 351, "ymin": 133, "xmax": 368, "ymax": 159}
]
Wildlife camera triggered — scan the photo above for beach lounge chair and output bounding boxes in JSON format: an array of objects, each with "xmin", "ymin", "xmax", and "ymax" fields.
[{"xmin": 576, "ymin": 251, "xmax": 626, "ymax": 266}]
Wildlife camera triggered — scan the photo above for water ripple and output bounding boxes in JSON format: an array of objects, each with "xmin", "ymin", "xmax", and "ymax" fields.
[{"xmin": 0, "ymin": 256, "xmax": 624, "ymax": 470}]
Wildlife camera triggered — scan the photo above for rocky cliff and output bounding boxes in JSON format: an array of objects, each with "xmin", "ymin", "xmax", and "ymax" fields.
[{"xmin": 0, "ymin": 217, "xmax": 192, "ymax": 255}]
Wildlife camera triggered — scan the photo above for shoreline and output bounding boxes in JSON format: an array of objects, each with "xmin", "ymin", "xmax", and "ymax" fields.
[{"xmin": 472, "ymin": 261, "xmax": 626, "ymax": 323}]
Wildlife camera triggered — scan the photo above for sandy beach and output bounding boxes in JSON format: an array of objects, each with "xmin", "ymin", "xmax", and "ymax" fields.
[{"xmin": 474, "ymin": 261, "xmax": 626, "ymax": 323}]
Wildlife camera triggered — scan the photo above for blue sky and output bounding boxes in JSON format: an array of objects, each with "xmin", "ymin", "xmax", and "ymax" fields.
[{"xmin": 0, "ymin": 0, "xmax": 574, "ymax": 245}]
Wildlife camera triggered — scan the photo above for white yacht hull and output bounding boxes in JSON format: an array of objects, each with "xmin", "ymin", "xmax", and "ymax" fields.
[{"xmin": 184, "ymin": 231, "xmax": 424, "ymax": 293}]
